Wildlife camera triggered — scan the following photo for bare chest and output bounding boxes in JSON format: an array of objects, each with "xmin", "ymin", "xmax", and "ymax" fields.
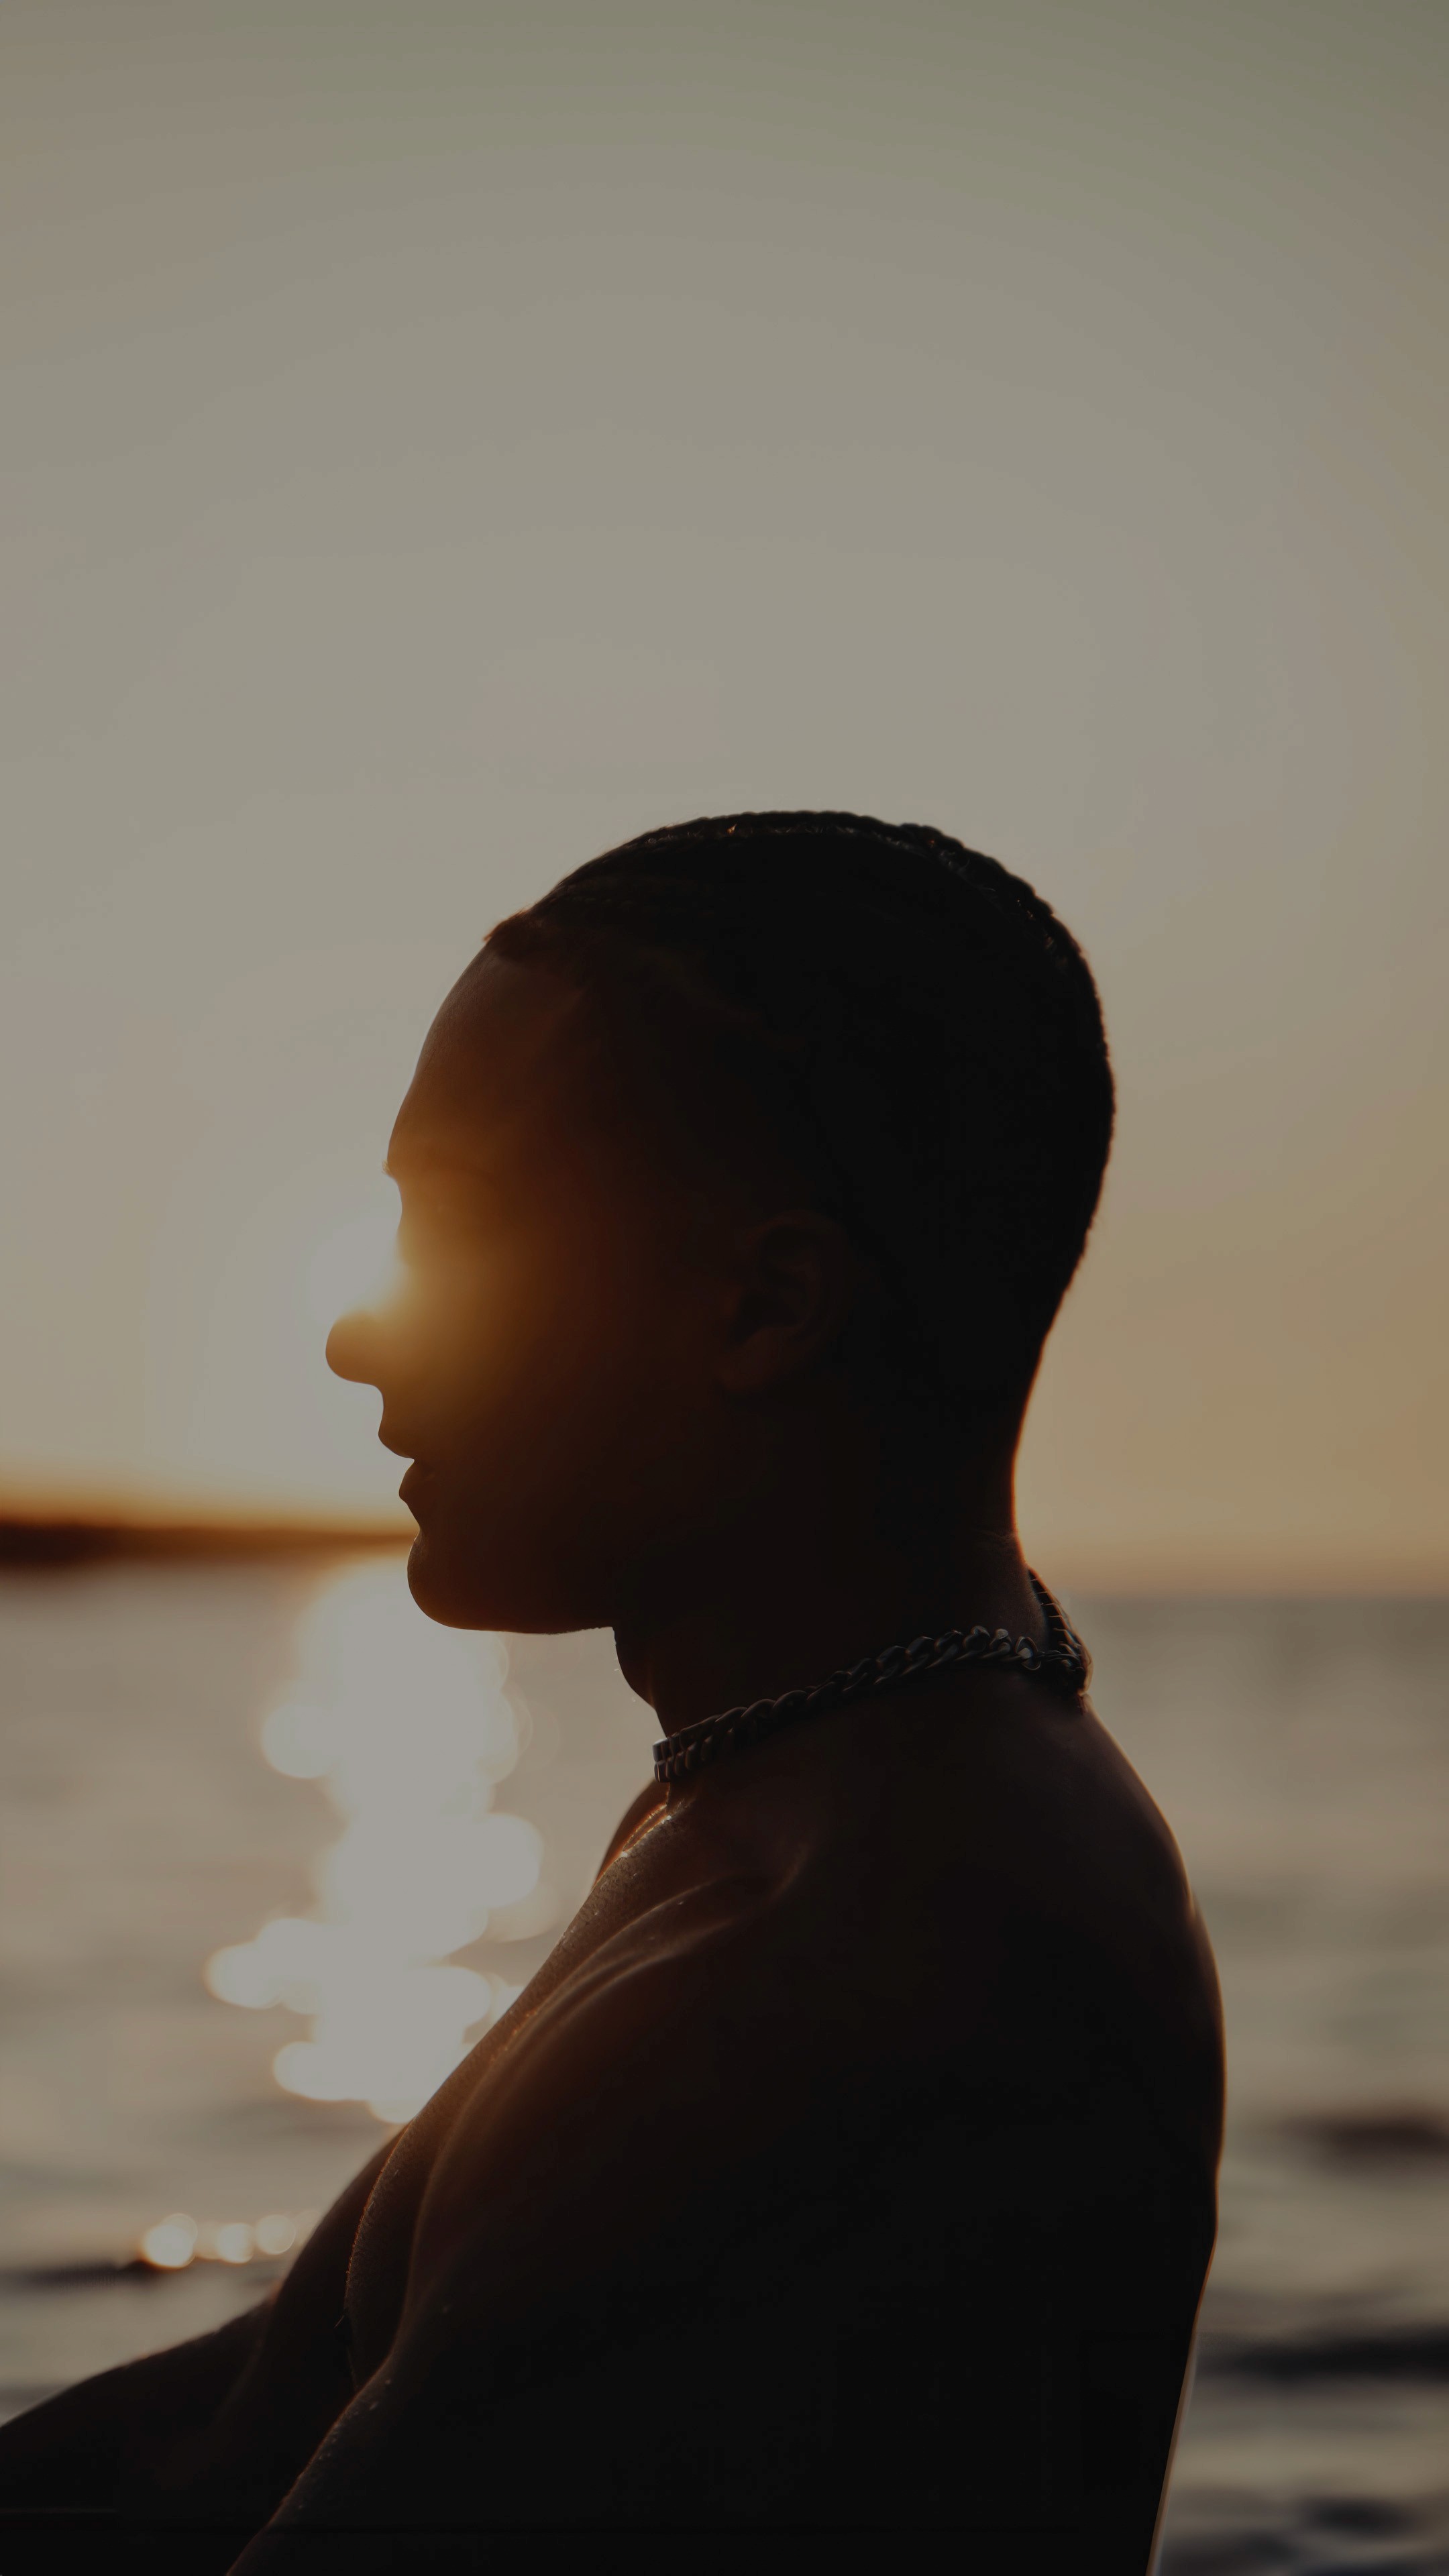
[{"xmin": 337, "ymin": 1798, "xmax": 700, "ymax": 2379}]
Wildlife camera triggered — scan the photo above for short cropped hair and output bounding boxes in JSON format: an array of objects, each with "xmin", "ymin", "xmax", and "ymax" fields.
[{"xmin": 489, "ymin": 812, "xmax": 1114, "ymax": 1412}]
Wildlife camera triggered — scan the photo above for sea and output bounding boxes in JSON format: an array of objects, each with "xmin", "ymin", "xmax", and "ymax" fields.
[{"xmin": 1, "ymin": 1556, "xmax": 1446, "ymax": 2569}]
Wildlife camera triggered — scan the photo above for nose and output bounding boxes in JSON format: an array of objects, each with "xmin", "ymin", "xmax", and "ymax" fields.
[{"xmin": 326, "ymin": 1305, "xmax": 383, "ymax": 1387}]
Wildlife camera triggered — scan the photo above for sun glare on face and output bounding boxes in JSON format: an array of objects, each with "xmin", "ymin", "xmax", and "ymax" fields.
[{"xmin": 305, "ymin": 1181, "xmax": 404, "ymax": 1332}]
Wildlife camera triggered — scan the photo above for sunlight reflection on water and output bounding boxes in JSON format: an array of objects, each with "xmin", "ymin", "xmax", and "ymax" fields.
[{"xmin": 204, "ymin": 1560, "xmax": 531, "ymax": 2122}]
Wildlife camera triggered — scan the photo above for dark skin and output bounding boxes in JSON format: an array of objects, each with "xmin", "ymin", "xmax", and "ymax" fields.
[{"xmin": 0, "ymin": 949, "xmax": 1224, "ymax": 2558}]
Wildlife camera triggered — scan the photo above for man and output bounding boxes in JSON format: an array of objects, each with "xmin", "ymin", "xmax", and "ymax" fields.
[{"xmin": 0, "ymin": 812, "xmax": 1222, "ymax": 2566}]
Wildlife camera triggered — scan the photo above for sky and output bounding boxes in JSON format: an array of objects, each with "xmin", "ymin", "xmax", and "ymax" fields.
[{"xmin": 1, "ymin": 0, "xmax": 1445, "ymax": 1585}]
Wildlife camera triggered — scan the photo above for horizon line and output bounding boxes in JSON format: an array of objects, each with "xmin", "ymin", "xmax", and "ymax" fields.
[
  {"xmin": 0, "ymin": 1507, "xmax": 411, "ymax": 1568},
  {"xmin": 0, "ymin": 1505, "xmax": 1443, "ymax": 1596}
]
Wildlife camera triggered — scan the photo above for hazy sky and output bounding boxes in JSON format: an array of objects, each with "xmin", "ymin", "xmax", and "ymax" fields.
[{"xmin": 3, "ymin": 0, "xmax": 1445, "ymax": 1583}]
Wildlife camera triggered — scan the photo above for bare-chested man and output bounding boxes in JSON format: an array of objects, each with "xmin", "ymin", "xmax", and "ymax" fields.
[{"xmin": 0, "ymin": 813, "xmax": 1222, "ymax": 2567}]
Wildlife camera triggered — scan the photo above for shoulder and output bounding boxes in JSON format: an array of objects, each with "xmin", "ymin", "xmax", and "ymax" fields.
[
  {"xmin": 400, "ymin": 1838, "xmax": 782, "ymax": 2286},
  {"xmin": 847, "ymin": 1669, "xmax": 1210, "ymax": 1956},
  {"xmin": 592, "ymin": 1775, "xmax": 667, "ymax": 1878},
  {"xmin": 943, "ymin": 1682, "xmax": 1225, "ymax": 2153},
  {"xmin": 760, "ymin": 1671, "xmax": 1224, "ymax": 2131}
]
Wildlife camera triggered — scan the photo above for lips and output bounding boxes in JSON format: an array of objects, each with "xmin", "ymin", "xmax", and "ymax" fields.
[{"xmin": 398, "ymin": 1461, "xmax": 435, "ymax": 1510}]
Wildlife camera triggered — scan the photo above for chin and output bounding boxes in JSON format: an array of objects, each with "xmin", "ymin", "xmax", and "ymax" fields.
[
  {"xmin": 405, "ymin": 1527, "xmax": 502, "ymax": 1631},
  {"xmin": 405, "ymin": 1520, "xmax": 605, "ymax": 1637}
]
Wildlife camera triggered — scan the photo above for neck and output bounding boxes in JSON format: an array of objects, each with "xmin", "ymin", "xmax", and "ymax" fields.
[{"xmin": 612, "ymin": 1415, "xmax": 1036, "ymax": 1729}]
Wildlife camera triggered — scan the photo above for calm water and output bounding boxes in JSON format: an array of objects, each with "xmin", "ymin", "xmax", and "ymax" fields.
[{"xmin": 1, "ymin": 1560, "xmax": 1446, "ymax": 2567}]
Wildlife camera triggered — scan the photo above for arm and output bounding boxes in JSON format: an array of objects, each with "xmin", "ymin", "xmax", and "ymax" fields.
[
  {"xmin": 0, "ymin": 2304, "xmax": 270, "ymax": 2511},
  {"xmin": 229, "ymin": 1886, "xmax": 804, "ymax": 2560},
  {"xmin": 0, "ymin": 2139, "xmax": 395, "ymax": 2524}
]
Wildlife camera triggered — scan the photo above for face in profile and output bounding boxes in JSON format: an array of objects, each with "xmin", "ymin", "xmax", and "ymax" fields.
[{"xmin": 326, "ymin": 949, "xmax": 751, "ymax": 1638}]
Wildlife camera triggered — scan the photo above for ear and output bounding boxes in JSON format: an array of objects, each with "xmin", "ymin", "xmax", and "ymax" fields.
[{"xmin": 713, "ymin": 1210, "xmax": 861, "ymax": 1395}]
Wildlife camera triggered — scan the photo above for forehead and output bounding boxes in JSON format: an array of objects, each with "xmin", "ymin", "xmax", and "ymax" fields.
[{"xmin": 388, "ymin": 949, "xmax": 599, "ymax": 1174}]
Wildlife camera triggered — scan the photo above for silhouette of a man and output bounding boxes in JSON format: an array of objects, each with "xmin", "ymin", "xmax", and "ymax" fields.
[{"xmin": 0, "ymin": 814, "xmax": 1222, "ymax": 2568}]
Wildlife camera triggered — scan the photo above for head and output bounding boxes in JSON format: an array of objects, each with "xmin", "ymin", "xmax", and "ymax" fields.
[{"xmin": 327, "ymin": 812, "xmax": 1113, "ymax": 1644}]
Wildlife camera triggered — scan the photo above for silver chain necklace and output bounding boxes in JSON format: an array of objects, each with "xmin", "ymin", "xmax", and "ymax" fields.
[{"xmin": 652, "ymin": 1571, "xmax": 1090, "ymax": 1784}]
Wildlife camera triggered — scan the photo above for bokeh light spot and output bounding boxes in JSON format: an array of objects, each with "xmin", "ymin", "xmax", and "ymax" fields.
[{"xmin": 140, "ymin": 2214, "xmax": 197, "ymax": 2270}]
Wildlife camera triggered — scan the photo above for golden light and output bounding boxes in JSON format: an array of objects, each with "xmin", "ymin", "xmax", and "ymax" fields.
[
  {"xmin": 140, "ymin": 2214, "xmax": 197, "ymax": 2271},
  {"xmin": 258, "ymin": 1702, "xmax": 343, "ymax": 1781},
  {"xmin": 206, "ymin": 1561, "xmax": 541, "ymax": 2123},
  {"xmin": 205, "ymin": 2221, "xmax": 256, "ymax": 2266},
  {"xmin": 305, "ymin": 1190, "xmax": 403, "ymax": 1332},
  {"xmin": 136, "ymin": 2210, "xmax": 318, "ymax": 2273}
]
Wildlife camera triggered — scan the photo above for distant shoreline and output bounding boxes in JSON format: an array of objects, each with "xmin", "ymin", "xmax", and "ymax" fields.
[
  {"xmin": 0, "ymin": 1515, "xmax": 1442, "ymax": 1593},
  {"xmin": 0, "ymin": 1515, "xmax": 411, "ymax": 1567}
]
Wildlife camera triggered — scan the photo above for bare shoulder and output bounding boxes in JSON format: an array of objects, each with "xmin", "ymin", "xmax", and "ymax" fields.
[
  {"xmin": 421, "ymin": 1809, "xmax": 786, "ymax": 2191},
  {"xmin": 983, "ymin": 1686, "xmax": 1220, "ymax": 2005},
  {"xmin": 733, "ymin": 1669, "xmax": 1226, "ymax": 2148},
  {"xmin": 906, "ymin": 1675, "xmax": 1224, "ymax": 2142},
  {"xmin": 855, "ymin": 1672, "xmax": 1212, "ymax": 1947},
  {"xmin": 591, "ymin": 1774, "xmax": 667, "ymax": 1878},
  {"xmin": 384, "ymin": 1678, "xmax": 1220, "ymax": 2337}
]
